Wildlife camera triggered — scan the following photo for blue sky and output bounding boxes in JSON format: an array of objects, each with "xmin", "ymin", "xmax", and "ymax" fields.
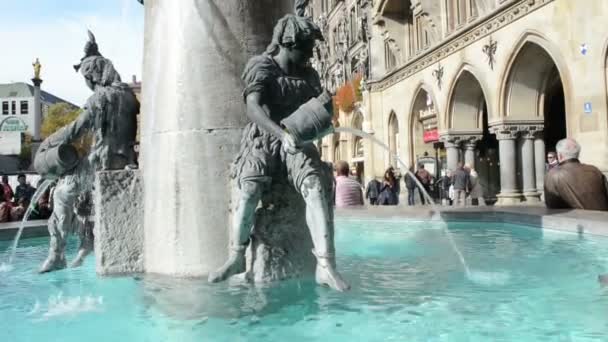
[{"xmin": 0, "ymin": 0, "xmax": 144, "ymax": 105}]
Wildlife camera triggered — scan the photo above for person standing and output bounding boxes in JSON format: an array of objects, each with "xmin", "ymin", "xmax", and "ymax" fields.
[
  {"xmin": 440, "ymin": 170, "xmax": 452, "ymax": 206},
  {"xmin": 14, "ymin": 174, "xmax": 36, "ymax": 204},
  {"xmin": 451, "ymin": 162, "xmax": 470, "ymax": 206},
  {"xmin": 378, "ymin": 167, "xmax": 399, "ymax": 205},
  {"xmin": 415, "ymin": 164, "xmax": 432, "ymax": 205},
  {"xmin": 468, "ymin": 167, "xmax": 485, "ymax": 206},
  {"xmin": 544, "ymin": 138, "xmax": 608, "ymax": 211},
  {"xmin": 405, "ymin": 166, "xmax": 417, "ymax": 206},
  {"xmin": 334, "ymin": 161, "xmax": 364, "ymax": 208},
  {"xmin": 546, "ymin": 152, "xmax": 559, "ymax": 172},
  {"xmin": 1, "ymin": 174, "xmax": 14, "ymax": 202},
  {"xmin": 365, "ymin": 178, "xmax": 381, "ymax": 205}
]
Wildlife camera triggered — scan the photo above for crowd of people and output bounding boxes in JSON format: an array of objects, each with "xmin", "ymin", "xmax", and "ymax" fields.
[
  {"xmin": 0, "ymin": 174, "xmax": 53, "ymax": 223},
  {"xmin": 334, "ymin": 138, "xmax": 608, "ymax": 212}
]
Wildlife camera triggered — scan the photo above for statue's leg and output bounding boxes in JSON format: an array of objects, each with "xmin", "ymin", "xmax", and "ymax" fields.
[
  {"xmin": 70, "ymin": 191, "xmax": 94, "ymax": 268},
  {"xmin": 300, "ymin": 175, "xmax": 350, "ymax": 292},
  {"xmin": 39, "ymin": 181, "xmax": 75, "ymax": 273},
  {"xmin": 70, "ymin": 220, "xmax": 94, "ymax": 268},
  {"xmin": 208, "ymin": 180, "xmax": 262, "ymax": 283}
]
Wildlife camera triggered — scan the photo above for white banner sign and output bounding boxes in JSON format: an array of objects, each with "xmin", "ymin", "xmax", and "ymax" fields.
[{"xmin": 0, "ymin": 131, "xmax": 22, "ymax": 155}]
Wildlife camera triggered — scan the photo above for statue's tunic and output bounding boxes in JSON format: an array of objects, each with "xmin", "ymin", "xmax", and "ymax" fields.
[
  {"xmin": 232, "ymin": 54, "xmax": 328, "ymax": 190},
  {"xmin": 64, "ymin": 82, "xmax": 139, "ymax": 171}
]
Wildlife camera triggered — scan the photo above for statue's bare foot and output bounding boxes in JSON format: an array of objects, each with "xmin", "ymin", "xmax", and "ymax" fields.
[
  {"xmin": 69, "ymin": 249, "xmax": 91, "ymax": 268},
  {"xmin": 208, "ymin": 246, "xmax": 246, "ymax": 283},
  {"xmin": 39, "ymin": 255, "xmax": 67, "ymax": 274},
  {"xmin": 313, "ymin": 250, "xmax": 350, "ymax": 292}
]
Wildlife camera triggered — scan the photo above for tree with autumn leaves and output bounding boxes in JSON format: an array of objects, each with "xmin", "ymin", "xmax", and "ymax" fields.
[{"xmin": 332, "ymin": 74, "xmax": 363, "ymax": 120}]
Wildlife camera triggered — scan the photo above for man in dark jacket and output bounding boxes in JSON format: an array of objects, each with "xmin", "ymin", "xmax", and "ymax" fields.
[
  {"xmin": 544, "ymin": 138, "xmax": 608, "ymax": 211},
  {"xmin": 365, "ymin": 179, "xmax": 381, "ymax": 205},
  {"xmin": 14, "ymin": 174, "xmax": 36, "ymax": 204}
]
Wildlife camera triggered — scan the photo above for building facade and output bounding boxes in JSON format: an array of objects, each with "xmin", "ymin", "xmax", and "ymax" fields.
[
  {"xmin": 0, "ymin": 82, "xmax": 75, "ymax": 137},
  {"xmin": 313, "ymin": 0, "xmax": 608, "ymax": 205}
]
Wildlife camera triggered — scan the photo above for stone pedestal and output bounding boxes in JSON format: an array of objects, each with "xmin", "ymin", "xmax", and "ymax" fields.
[
  {"xmin": 141, "ymin": 0, "xmax": 293, "ymax": 277},
  {"xmin": 94, "ymin": 170, "xmax": 144, "ymax": 275},
  {"xmin": 246, "ymin": 181, "xmax": 316, "ymax": 283}
]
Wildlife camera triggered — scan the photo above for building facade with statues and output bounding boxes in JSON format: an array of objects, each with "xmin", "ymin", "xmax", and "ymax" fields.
[{"xmin": 312, "ymin": 0, "xmax": 608, "ymax": 205}]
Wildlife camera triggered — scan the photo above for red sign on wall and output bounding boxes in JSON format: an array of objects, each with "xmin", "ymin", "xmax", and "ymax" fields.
[{"xmin": 423, "ymin": 129, "xmax": 439, "ymax": 143}]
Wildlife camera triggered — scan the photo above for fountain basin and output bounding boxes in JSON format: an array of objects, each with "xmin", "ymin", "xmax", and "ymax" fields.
[{"xmin": 2, "ymin": 208, "xmax": 608, "ymax": 341}]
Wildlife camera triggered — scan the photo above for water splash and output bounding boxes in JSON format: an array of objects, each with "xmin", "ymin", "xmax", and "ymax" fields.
[
  {"xmin": 331, "ymin": 127, "xmax": 509, "ymax": 286},
  {"xmin": 7, "ymin": 179, "xmax": 54, "ymax": 265},
  {"xmin": 0, "ymin": 262, "xmax": 14, "ymax": 273},
  {"xmin": 29, "ymin": 293, "xmax": 104, "ymax": 320}
]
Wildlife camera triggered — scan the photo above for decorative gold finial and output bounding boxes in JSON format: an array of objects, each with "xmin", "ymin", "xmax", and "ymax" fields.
[{"xmin": 33, "ymin": 58, "xmax": 42, "ymax": 80}]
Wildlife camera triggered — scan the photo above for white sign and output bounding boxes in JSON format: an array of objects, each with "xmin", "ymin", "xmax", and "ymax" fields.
[
  {"xmin": 0, "ymin": 117, "xmax": 28, "ymax": 132},
  {"xmin": 0, "ymin": 131, "xmax": 22, "ymax": 155}
]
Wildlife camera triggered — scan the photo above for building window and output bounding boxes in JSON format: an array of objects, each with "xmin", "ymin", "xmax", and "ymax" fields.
[
  {"xmin": 11, "ymin": 101, "xmax": 16, "ymax": 115},
  {"xmin": 349, "ymin": 7, "xmax": 357, "ymax": 44},
  {"xmin": 2, "ymin": 101, "xmax": 8, "ymax": 115},
  {"xmin": 20, "ymin": 101, "xmax": 28, "ymax": 115},
  {"xmin": 385, "ymin": 40, "xmax": 397, "ymax": 70},
  {"xmin": 447, "ymin": 0, "xmax": 477, "ymax": 32}
]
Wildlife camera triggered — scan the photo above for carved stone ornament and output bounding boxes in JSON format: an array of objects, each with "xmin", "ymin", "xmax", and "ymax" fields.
[
  {"xmin": 482, "ymin": 36, "xmax": 498, "ymax": 70},
  {"xmin": 432, "ymin": 63, "xmax": 444, "ymax": 90}
]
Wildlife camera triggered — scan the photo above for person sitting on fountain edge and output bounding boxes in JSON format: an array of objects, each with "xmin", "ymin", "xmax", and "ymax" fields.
[
  {"xmin": 37, "ymin": 31, "xmax": 138, "ymax": 273},
  {"xmin": 208, "ymin": 0, "xmax": 349, "ymax": 291}
]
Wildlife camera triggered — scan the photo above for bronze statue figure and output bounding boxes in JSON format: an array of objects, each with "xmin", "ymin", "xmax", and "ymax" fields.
[
  {"xmin": 209, "ymin": 0, "xmax": 349, "ymax": 291},
  {"xmin": 36, "ymin": 31, "xmax": 139, "ymax": 273}
]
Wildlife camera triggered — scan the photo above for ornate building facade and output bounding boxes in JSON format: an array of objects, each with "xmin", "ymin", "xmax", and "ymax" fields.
[{"xmin": 313, "ymin": 0, "xmax": 608, "ymax": 205}]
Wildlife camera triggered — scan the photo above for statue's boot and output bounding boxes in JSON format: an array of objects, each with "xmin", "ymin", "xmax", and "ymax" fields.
[
  {"xmin": 208, "ymin": 244, "xmax": 247, "ymax": 283},
  {"xmin": 39, "ymin": 254, "xmax": 67, "ymax": 273},
  {"xmin": 312, "ymin": 250, "xmax": 350, "ymax": 292}
]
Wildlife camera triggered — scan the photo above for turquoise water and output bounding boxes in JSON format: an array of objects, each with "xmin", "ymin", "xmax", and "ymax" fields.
[{"xmin": 2, "ymin": 220, "xmax": 608, "ymax": 341}]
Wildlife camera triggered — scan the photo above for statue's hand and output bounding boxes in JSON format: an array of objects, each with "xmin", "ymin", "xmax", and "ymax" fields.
[{"xmin": 281, "ymin": 131, "xmax": 299, "ymax": 154}]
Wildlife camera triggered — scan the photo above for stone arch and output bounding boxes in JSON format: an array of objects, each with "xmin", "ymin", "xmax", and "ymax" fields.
[
  {"xmin": 500, "ymin": 31, "xmax": 572, "ymax": 152},
  {"xmin": 408, "ymin": 83, "xmax": 438, "ymax": 165},
  {"xmin": 499, "ymin": 32, "xmax": 572, "ymax": 117},
  {"xmin": 446, "ymin": 64, "xmax": 489, "ymax": 131}
]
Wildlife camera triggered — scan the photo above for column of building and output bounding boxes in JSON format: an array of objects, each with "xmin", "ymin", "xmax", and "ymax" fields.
[{"xmin": 520, "ymin": 125, "xmax": 543, "ymax": 202}]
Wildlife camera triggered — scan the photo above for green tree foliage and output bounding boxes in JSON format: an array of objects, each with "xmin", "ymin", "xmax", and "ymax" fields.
[
  {"xmin": 41, "ymin": 103, "xmax": 82, "ymax": 138},
  {"xmin": 40, "ymin": 103, "xmax": 91, "ymax": 157}
]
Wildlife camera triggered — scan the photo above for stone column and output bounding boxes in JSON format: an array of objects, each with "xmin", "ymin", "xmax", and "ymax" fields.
[
  {"xmin": 534, "ymin": 132, "xmax": 545, "ymax": 196},
  {"xmin": 491, "ymin": 125, "xmax": 521, "ymax": 205},
  {"xmin": 444, "ymin": 140, "xmax": 460, "ymax": 171},
  {"xmin": 520, "ymin": 129, "xmax": 540, "ymax": 202},
  {"xmin": 141, "ymin": 0, "xmax": 293, "ymax": 276},
  {"xmin": 31, "ymin": 78, "xmax": 42, "ymax": 141},
  {"xmin": 361, "ymin": 85, "xmax": 374, "ymax": 184},
  {"xmin": 463, "ymin": 138, "xmax": 478, "ymax": 170},
  {"xmin": 362, "ymin": 120, "xmax": 374, "ymax": 183}
]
